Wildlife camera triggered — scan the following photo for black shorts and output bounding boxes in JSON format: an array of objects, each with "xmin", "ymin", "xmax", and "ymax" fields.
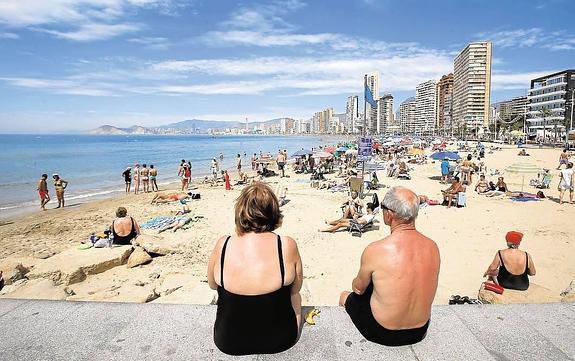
[
  {"xmin": 278, "ymin": 162, "xmax": 285, "ymax": 170},
  {"xmin": 344, "ymin": 283, "xmax": 429, "ymax": 346}
]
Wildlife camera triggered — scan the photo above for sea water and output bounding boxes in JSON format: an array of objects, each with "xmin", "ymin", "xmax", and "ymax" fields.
[{"xmin": 0, "ymin": 134, "xmax": 325, "ymax": 216}]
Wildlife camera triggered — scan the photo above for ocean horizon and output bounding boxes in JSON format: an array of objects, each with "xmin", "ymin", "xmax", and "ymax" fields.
[{"xmin": 0, "ymin": 134, "xmax": 330, "ymax": 217}]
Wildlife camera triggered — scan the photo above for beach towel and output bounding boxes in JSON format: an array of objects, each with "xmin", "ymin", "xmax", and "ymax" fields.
[
  {"xmin": 140, "ymin": 216, "xmax": 176, "ymax": 229},
  {"xmin": 510, "ymin": 197, "xmax": 540, "ymax": 202}
]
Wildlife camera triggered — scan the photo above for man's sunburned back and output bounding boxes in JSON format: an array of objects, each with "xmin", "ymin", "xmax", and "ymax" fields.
[{"xmin": 368, "ymin": 230, "xmax": 440, "ymax": 330}]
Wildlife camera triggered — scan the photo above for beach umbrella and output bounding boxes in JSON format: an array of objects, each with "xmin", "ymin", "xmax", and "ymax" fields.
[
  {"xmin": 312, "ymin": 151, "xmax": 333, "ymax": 159},
  {"xmin": 292, "ymin": 149, "xmax": 313, "ymax": 157},
  {"xmin": 430, "ymin": 151, "xmax": 460, "ymax": 160},
  {"xmin": 505, "ymin": 161, "xmax": 541, "ymax": 191},
  {"xmin": 345, "ymin": 149, "xmax": 358, "ymax": 155},
  {"xmin": 408, "ymin": 148, "xmax": 425, "ymax": 155},
  {"xmin": 336, "ymin": 146, "xmax": 348, "ymax": 152}
]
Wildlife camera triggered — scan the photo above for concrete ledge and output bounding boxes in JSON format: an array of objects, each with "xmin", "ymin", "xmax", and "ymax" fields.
[{"xmin": 0, "ymin": 300, "xmax": 574, "ymax": 360}]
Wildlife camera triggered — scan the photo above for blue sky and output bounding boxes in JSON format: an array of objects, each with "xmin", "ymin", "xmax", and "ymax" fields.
[{"xmin": 0, "ymin": 0, "xmax": 574, "ymax": 132}]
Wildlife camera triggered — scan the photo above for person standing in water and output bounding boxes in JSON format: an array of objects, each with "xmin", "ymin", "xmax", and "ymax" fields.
[
  {"xmin": 37, "ymin": 173, "xmax": 50, "ymax": 210},
  {"xmin": 122, "ymin": 167, "xmax": 131, "ymax": 193},
  {"xmin": 150, "ymin": 165, "xmax": 158, "ymax": 192},
  {"xmin": 52, "ymin": 174, "xmax": 68, "ymax": 209}
]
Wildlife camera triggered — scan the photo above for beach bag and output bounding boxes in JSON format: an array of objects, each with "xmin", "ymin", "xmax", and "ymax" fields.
[
  {"xmin": 190, "ymin": 193, "xmax": 201, "ymax": 199},
  {"xmin": 536, "ymin": 191, "xmax": 545, "ymax": 199},
  {"xmin": 483, "ymin": 282, "xmax": 504, "ymax": 294}
]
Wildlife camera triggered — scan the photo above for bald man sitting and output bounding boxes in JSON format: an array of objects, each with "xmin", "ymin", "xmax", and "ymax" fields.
[{"xmin": 339, "ymin": 186, "xmax": 440, "ymax": 346}]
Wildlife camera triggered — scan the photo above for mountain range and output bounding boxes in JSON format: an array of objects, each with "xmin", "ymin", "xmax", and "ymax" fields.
[{"xmin": 88, "ymin": 118, "xmax": 286, "ymax": 135}]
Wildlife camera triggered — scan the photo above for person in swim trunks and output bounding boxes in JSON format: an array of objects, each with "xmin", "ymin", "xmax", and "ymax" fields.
[
  {"xmin": 140, "ymin": 164, "xmax": 150, "ymax": 193},
  {"xmin": 37, "ymin": 173, "xmax": 50, "ymax": 210},
  {"xmin": 149, "ymin": 165, "xmax": 158, "ymax": 192},
  {"xmin": 52, "ymin": 174, "xmax": 68, "ymax": 209},
  {"xmin": 339, "ymin": 186, "xmax": 440, "ymax": 346},
  {"xmin": 557, "ymin": 149, "xmax": 570, "ymax": 170},
  {"xmin": 122, "ymin": 167, "xmax": 131, "ymax": 193}
]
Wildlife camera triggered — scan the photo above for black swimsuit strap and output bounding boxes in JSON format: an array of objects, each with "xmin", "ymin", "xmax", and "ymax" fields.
[
  {"xmin": 524, "ymin": 252, "xmax": 529, "ymax": 273},
  {"xmin": 277, "ymin": 235, "xmax": 285, "ymax": 286},
  {"xmin": 498, "ymin": 251, "xmax": 505, "ymax": 268},
  {"xmin": 220, "ymin": 236, "xmax": 231, "ymax": 289}
]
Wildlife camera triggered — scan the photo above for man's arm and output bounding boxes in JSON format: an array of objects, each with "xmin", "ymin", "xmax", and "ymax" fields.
[{"xmin": 352, "ymin": 246, "xmax": 374, "ymax": 295}]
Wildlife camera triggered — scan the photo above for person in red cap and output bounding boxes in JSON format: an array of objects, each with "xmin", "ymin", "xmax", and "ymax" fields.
[{"xmin": 483, "ymin": 231, "xmax": 536, "ymax": 291}]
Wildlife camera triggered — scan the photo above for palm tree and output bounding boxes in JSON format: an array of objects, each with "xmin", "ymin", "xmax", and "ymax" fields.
[{"xmin": 539, "ymin": 108, "xmax": 552, "ymax": 142}]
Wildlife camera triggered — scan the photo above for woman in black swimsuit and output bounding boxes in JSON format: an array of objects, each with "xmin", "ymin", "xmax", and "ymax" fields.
[
  {"xmin": 483, "ymin": 231, "xmax": 536, "ymax": 290},
  {"xmin": 110, "ymin": 207, "xmax": 140, "ymax": 245},
  {"xmin": 207, "ymin": 183, "xmax": 303, "ymax": 355}
]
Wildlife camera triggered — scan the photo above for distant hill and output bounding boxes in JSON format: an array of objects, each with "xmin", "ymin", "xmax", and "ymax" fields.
[{"xmin": 88, "ymin": 117, "xmax": 293, "ymax": 135}]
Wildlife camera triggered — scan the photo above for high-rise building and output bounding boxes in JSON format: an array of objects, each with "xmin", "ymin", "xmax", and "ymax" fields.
[
  {"xmin": 311, "ymin": 107, "xmax": 334, "ymax": 134},
  {"xmin": 346, "ymin": 95, "xmax": 359, "ymax": 134},
  {"xmin": 453, "ymin": 41, "xmax": 493, "ymax": 132},
  {"xmin": 527, "ymin": 70, "xmax": 575, "ymax": 137},
  {"xmin": 436, "ymin": 74, "xmax": 453, "ymax": 130},
  {"xmin": 377, "ymin": 94, "xmax": 394, "ymax": 134},
  {"xmin": 415, "ymin": 80, "xmax": 437, "ymax": 132},
  {"xmin": 399, "ymin": 97, "xmax": 417, "ymax": 133},
  {"xmin": 364, "ymin": 72, "xmax": 379, "ymax": 135}
]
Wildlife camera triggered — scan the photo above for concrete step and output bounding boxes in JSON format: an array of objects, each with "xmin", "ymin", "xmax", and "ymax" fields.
[{"xmin": 0, "ymin": 300, "xmax": 573, "ymax": 360}]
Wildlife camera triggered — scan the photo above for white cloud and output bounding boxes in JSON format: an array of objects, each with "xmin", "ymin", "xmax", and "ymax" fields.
[
  {"xmin": 38, "ymin": 22, "xmax": 141, "ymax": 42},
  {"xmin": 128, "ymin": 36, "xmax": 171, "ymax": 49},
  {"xmin": 0, "ymin": 0, "xmax": 191, "ymax": 41},
  {"xmin": 0, "ymin": 31, "xmax": 18, "ymax": 39},
  {"xmin": 476, "ymin": 28, "xmax": 575, "ymax": 51}
]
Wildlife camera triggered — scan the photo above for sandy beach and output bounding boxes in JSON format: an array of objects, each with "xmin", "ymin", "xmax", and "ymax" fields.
[{"xmin": 0, "ymin": 143, "xmax": 574, "ymax": 305}]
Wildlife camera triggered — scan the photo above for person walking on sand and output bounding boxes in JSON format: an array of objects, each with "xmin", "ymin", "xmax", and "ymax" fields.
[
  {"xmin": 277, "ymin": 150, "xmax": 286, "ymax": 178},
  {"xmin": 133, "ymin": 163, "xmax": 140, "ymax": 195},
  {"xmin": 236, "ymin": 154, "xmax": 242, "ymax": 176},
  {"xmin": 52, "ymin": 174, "xmax": 68, "ymax": 209},
  {"xmin": 557, "ymin": 149, "xmax": 570, "ymax": 170},
  {"xmin": 122, "ymin": 167, "xmax": 131, "ymax": 193},
  {"xmin": 37, "ymin": 173, "xmax": 50, "ymax": 210},
  {"xmin": 182, "ymin": 163, "xmax": 191, "ymax": 191},
  {"xmin": 251, "ymin": 153, "xmax": 258, "ymax": 171},
  {"xmin": 141, "ymin": 164, "xmax": 150, "ymax": 193},
  {"xmin": 559, "ymin": 162, "xmax": 574, "ymax": 204},
  {"xmin": 339, "ymin": 186, "xmax": 440, "ymax": 346},
  {"xmin": 211, "ymin": 158, "xmax": 219, "ymax": 181},
  {"xmin": 149, "ymin": 165, "xmax": 158, "ymax": 192}
]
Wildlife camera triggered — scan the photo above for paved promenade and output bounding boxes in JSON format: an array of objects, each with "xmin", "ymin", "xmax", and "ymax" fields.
[{"xmin": 0, "ymin": 299, "xmax": 574, "ymax": 360}]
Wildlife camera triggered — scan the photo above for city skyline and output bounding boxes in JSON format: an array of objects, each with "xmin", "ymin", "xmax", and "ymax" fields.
[{"xmin": 0, "ymin": 0, "xmax": 574, "ymax": 132}]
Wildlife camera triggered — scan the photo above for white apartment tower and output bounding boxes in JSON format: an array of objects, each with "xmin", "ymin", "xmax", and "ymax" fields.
[
  {"xmin": 364, "ymin": 72, "xmax": 379, "ymax": 135},
  {"xmin": 399, "ymin": 97, "xmax": 417, "ymax": 133},
  {"xmin": 346, "ymin": 95, "xmax": 359, "ymax": 134},
  {"xmin": 415, "ymin": 80, "xmax": 437, "ymax": 133},
  {"xmin": 453, "ymin": 41, "xmax": 493, "ymax": 132},
  {"xmin": 377, "ymin": 94, "xmax": 394, "ymax": 134}
]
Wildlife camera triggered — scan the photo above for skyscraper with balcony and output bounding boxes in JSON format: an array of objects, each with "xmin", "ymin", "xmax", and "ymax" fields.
[
  {"xmin": 527, "ymin": 70, "xmax": 575, "ymax": 137},
  {"xmin": 453, "ymin": 42, "xmax": 492, "ymax": 133},
  {"xmin": 364, "ymin": 72, "xmax": 379, "ymax": 135},
  {"xmin": 436, "ymin": 74, "xmax": 453, "ymax": 131},
  {"xmin": 415, "ymin": 80, "xmax": 437, "ymax": 133}
]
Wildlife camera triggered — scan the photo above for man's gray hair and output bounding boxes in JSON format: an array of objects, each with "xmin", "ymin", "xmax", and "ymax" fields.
[{"xmin": 382, "ymin": 186, "xmax": 419, "ymax": 223}]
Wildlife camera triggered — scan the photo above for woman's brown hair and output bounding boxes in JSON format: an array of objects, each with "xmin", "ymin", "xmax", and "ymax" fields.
[
  {"xmin": 116, "ymin": 207, "xmax": 128, "ymax": 218},
  {"xmin": 235, "ymin": 182, "xmax": 283, "ymax": 235}
]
